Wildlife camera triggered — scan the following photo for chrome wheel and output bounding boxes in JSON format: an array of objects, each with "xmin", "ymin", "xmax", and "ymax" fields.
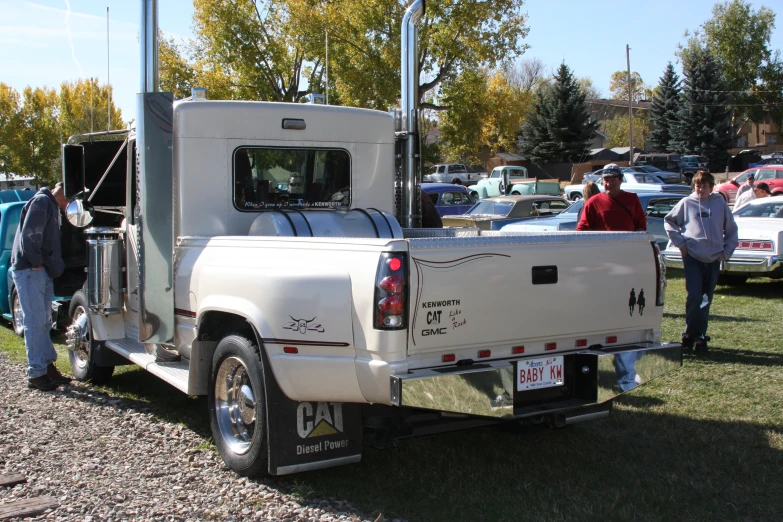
[
  {"xmin": 66, "ymin": 305, "xmax": 91, "ymax": 372},
  {"xmin": 12, "ymin": 290, "xmax": 24, "ymax": 337},
  {"xmin": 215, "ymin": 356, "xmax": 258, "ymax": 455}
]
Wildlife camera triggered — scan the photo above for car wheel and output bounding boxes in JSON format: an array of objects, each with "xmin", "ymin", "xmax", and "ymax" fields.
[
  {"xmin": 209, "ymin": 334, "xmax": 269, "ymax": 477},
  {"xmin": 66, "ymin": 290, "xmax": 115, "ymax": 384},
  {"xmin": 11, "ymin": 287, "xmax": 24, "ymax": 337},
  {"xmin": 452, "ymin": 178, "xmax": 462, "ymax": 185},
  {"xmin": 571, "ymin": 193, "xmax": 583, "ymax": 201},
  {"xmin": 511, "ymin": 191, "xmax": 520, "ymax": 196}
]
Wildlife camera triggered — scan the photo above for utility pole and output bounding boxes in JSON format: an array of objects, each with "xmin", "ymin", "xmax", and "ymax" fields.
[
  {"xmin": 107, "ymin": 6, "xmax": 111, "ymax": 132},
  {"xmin": 90, "ymin": 76, "xmax": 94, "ymax": 134},
  {"xmin": 626, "ymin": 44, "xmax": 634, "ymax": 166}
]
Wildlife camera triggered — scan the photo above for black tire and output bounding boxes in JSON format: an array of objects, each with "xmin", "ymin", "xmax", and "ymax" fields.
[
  {"xmin": 571, "ymin": 193, "xmax": 583, "ymax": 201},
  {"xmin": 452, "ymin": 178, "xmax": 462, "ymax": 185},
  {"xmin": 67, "ymin": 290, "xmax": 115, "ymax": 384},
  {"xmin": 11, "ymin": 287, "xmax": 24, "ymax": 337},
  {"xmin": 208, "ymin": 334, "xmax": 268, "ymax": 477},
  {"xmin": 511, "ymin": 191, "xmax": 521, "ymax": 196}
]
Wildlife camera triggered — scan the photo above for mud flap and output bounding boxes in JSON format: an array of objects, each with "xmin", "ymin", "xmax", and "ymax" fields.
[{"xmin": 265, "ymin": 388, "xmax": 363, "ymax": 475}]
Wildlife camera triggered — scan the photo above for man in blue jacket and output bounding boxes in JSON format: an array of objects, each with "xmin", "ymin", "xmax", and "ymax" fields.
[
  {"xmin": 664, "ymin": 171, "xmax": 738, "ymax": 354},
  {"xmin": 11, "ymin": 182, "xmax": 72, "ymax": 390}
]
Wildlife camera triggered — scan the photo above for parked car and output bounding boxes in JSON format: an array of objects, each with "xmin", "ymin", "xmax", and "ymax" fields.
[
  {"xmin": 564, "ymin": 168, "xmax": 690, "ymax": 200},
  {"xmin": 714, "ymin": 166, "xmax": 783, "ymax": 205},
  {"xmin": 626, "ymin": 165, "xmax": 681, "ymax": 184},
  {"xmin": 500, "ymin": 192, "xmax": 686, "ymax": 250},
  {"xmin": 1, "ymin": 200, "xmax": 85, "ymax": 335},
  {"xmin": 420, "ymin": 183, "xmax": 476, "ymax": 217},
  {"xmin": 441, "ymin": 194, "xmax": 570, "ymax": 230},
  {"xmin": 748, "ymin": 157, "xmax": 783, "ymax": 168},
  {"xmin": 0, "ymin": 189, "xmax": 35, "ymax": 203},
  {"xmin": 423, "ymin": 163, "xmax": 484, "ymax": 185},
  {"xmin": 661, "ymin": 195, "xmax": 783, "ymax": 284}
]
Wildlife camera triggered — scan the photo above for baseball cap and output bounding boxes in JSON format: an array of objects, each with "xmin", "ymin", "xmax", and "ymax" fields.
[
  {"xmin": 747, "ymin": 172, "xmax": 755, "ymax": 180},
  {"xmin": 602, "ymin": 167, "xmax": 623, "ymax": 179},
  {"xmin": 754, "ymin": 182, "xmax": 771, "ymax": 194}
]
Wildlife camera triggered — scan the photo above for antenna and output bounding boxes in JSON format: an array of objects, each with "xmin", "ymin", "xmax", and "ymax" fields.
[
  {"xmin": 325, "ymin": 30, "xmax": 329, "ymax": 105},
  {"xmin": 107, "ymin": 6, "xmax": 111, "ymax": 132}
]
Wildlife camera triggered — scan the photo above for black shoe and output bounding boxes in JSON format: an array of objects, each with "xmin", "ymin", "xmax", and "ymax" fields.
[
  {"xmin": 47, "ymin": 364, "xmax": 71, "ymax": 385},
  {"xmin": 694, "ymin": 339, "xmax": 709, "ymax": 354},
  {"xmin": 681, "ymin": 335, "xmax": 694, "ymax": 355},
  {"xmin": 28, "ymin": 375, "xmax": 59, "ymax": 391}
]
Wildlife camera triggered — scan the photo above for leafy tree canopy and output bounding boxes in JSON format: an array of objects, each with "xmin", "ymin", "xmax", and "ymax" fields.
[
  {"xmin": 604, "ymin": 114, "xmax": 649, "ymax": 149},
  {"xmin": 681, "ymin": 0, "xmax": 781, "ymax": 126},
  {"xmin": 165, "ymin": 0, "xmax": 529, "ymax": 111},
  {"xmin": 609, "ymin": 71, "xmax": 651, "ymax": 101}
]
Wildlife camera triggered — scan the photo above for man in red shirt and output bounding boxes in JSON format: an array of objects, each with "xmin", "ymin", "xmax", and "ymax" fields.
[{"xmin": 576, "ymin": 166, "xmax": 646, "ymax": 232}]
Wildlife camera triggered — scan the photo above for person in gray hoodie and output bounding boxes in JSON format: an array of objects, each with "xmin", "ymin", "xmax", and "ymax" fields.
[
  {"xmin": 664, "ymin": 171, "xmax": 738, "ymax": 354},
  {"xmin": 10, "ymin": 183, "xmax": 72, "ymax": 390}
]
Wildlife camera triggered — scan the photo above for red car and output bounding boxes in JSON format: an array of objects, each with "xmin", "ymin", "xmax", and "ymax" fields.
[{"xmin": 715, "ymin": 166, "xmax": 783, "ymax": 205}]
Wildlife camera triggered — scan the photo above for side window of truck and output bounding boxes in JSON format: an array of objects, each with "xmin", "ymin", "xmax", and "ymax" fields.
[{"xmin": 234, "ymin": 147, "xmax": 351, "ymax": 211}]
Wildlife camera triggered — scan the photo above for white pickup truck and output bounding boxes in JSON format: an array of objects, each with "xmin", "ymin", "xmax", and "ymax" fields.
[{"xmin": 59, "ymin": 0, "xmax": 680, "ymax": 478}]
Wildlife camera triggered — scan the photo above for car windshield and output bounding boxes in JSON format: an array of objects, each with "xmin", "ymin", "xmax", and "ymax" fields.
[
  {"xmin": 734, "ymin": 200, "xmax": 783, "ymax": 218},
  {"xmin": 564, "ymin": 200, "xmax": 583, "ymax": 214},
  {"xmin": 641, "ymin": 166, "xmax": 663, "ymax": 173},
  {"xmin": 467, "ymin": 200, "xmax": 515, "ymax": 216}
]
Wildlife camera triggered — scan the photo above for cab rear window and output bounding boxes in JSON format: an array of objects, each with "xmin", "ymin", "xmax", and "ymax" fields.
[{"xmin": 233, "ymin": 147, "xmax": 351, "ymax": 211}]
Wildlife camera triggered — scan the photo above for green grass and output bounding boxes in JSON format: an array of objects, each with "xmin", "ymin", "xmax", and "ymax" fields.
[{"xmin": 1, "ymin": 274, "xmax": 781, "ymax": 521}]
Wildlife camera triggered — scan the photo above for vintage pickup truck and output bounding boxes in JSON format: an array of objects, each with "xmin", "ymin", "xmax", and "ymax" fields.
[
  {"xmin": 57, "ymin": 0, "xmax": 681, "ymax": 478},
  {"xmin": 469, "ymin": 166, "xmax": 561, "ymax": 200}
]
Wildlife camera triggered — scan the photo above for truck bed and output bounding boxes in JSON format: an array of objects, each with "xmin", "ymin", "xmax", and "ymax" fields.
[{"xmin": 403, "ymin": 229, "xmax": 661, "ymax": 364}]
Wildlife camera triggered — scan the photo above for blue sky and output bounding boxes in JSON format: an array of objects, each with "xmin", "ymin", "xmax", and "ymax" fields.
[{"xmin": 1, "ymin": 0, "xmax": 781, "ymax": 123}]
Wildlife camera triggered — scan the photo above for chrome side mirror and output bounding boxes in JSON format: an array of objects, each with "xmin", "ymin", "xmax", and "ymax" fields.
[{"xmin": 66, "ymin": 199, "xmax": 95, "ymax": 228}]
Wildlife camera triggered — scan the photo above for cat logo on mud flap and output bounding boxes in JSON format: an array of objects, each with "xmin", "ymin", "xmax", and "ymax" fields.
[{"xmin": 297, "ymin": 402, "xmax": 344, "ymax": 438}]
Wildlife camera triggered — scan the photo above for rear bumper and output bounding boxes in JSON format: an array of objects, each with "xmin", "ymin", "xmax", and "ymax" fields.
[
  {"xmin": 662, "ymin": 252, "xmax": 783, "ymax": 276},
  {"xmin": 390, "ymin": 342, "xmax": 681, "ymax": 420}
]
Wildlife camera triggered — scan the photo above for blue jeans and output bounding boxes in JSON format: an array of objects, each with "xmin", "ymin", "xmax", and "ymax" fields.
[
  {"xmin": 682, "ymin": 255, "xmax": 721, "ymax": 341},
  {"xmin": 11, "ymin": 268, "xmax": 57, "ymax": 379},
  {"xmin": 614, "ymin": 351, "xmax": 642, "ymax": 392}
]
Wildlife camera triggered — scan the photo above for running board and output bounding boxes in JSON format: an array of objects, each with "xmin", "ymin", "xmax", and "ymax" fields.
[{"xmin": 105, "ymin": 338, "xmax": 191, "ymax": 394}]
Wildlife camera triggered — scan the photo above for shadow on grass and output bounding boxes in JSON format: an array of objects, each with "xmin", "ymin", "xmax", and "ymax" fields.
[
  {"xmin": 283, "ymin": 409, "xmax": 783, "ymax": 522},
  {"xmin": 614, "ymin": 393, "xmax": 666, "ymax": 408},
  {"xmin": 694, "ymin": 346, "xmax": 783, "ymax": 367},
  {"xmin": 663, "ymin": 312, "xmax": 760, "ymax": 323},
  {"xmin": 715, "ymin": 279, "xmax": 783, "ymax": 300}
]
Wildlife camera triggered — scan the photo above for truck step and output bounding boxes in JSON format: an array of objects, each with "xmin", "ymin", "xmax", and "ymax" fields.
[{"xmin": 105, "ymin": 338, "xmax": 191, "ymax": 394}]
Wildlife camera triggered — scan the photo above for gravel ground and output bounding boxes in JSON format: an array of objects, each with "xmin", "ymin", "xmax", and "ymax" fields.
[{"xmin": 0, "ymin": 353, "xmax": 385, "ymax": 522}]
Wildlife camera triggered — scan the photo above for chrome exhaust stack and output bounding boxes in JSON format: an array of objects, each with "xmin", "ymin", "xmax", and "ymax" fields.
[
  {"xmin": 140, "ymin": 0, "xmax": 159, "ymax": 93},
  {"xmin": 136, "ymin": 0, "xmax": 174, "ymax": 343},
  {"xmin": 399, "ymin": 0, "xmax": 425, "ymax": 228}
]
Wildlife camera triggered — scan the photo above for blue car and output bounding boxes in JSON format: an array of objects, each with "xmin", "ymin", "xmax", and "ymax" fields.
[
  {"xmin": 499, "ymin": 192, "xmax": 688, "ymax": 250},
  {"xmin": 0, "ymin": 189, "xmax": 35, "ymax": 203},
  {"xmin": 1, "ymin": 199, "xmax": 84, "ymax": 335},
  {"xmin": 421, "ymin": 183, "xmax": 476, "ymax": 217}
]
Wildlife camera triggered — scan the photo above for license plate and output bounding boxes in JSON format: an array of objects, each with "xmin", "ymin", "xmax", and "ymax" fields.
[{"xmin": 517, "ymin": 356, "xmax": 564, "ymax": 391}]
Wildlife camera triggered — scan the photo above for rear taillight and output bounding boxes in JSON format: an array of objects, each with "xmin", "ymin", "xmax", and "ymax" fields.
[
  {"xmin": 737, "ymin": 240, "xmax": 773, "ymax": 251},
  {"xmin": 652, "ymin": 241, "xmax": 666, "ymax": 306},
  {"xmin": 374, "ymin": 252, "xmax": 408, "ymax": 330}
]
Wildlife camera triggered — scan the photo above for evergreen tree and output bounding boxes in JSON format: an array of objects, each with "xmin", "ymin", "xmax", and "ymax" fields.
[
  {"xmin": 674, "ymin": 52, "xmax": 733, "ymax": 169},
  {"xmin": 519, "ymin": 63, "xmax": 596, "ymax": 163},
  {"xmin": 648, "ymin": 63, "xmax": 682, "ymax": 152}
]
